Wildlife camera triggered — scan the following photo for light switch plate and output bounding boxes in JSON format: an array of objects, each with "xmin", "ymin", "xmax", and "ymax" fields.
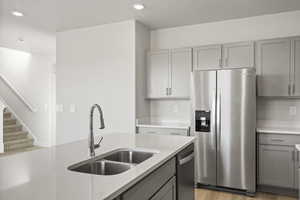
[{"xmin": 289, "ymin": 106, "xmax": 297, "ymax": 116}]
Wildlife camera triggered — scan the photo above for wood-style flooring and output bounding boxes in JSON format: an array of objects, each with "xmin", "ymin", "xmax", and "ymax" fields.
[{"xmin": 195, "ymin": 188, "xmax": 297, "ymax": 200}]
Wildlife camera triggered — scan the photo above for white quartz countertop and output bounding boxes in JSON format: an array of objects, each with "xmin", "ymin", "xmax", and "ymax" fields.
[
  {"xmin": 257, "ymin": 127, "xmax": 300, "ymax": 135},
  {"xmin": 0, "ymin": 133, "xmax": 195, "ymax": 200}
]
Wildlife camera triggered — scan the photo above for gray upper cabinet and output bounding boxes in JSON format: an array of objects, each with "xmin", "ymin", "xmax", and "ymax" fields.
[
  {"xmin": 147, "ymin": 48, "xmax": 192, "ymax": 99},
  {"xmin": 259, "ymin": 145, "xmax": 295, "ymax": 188},
  {"xmin": 170, "ymin": 48, "xmax": 192, "ymax": 98},
  {"xmin": 147, "ymin": 50, "xmax": 169, "ymax": 98},
  {"xmin": 256, "ymin": 38, "xmax": 291, "ymax": 97},
  {"xmin": 193, "ymin": 45, "xmax": 222, "ymax": 70},
  {"xmin": 222, "ymin": 41, "xmax": 255, "ymax": 68},
  {"xmin": 292, "ymin": 37, "xmax": 300, "ymax": 96}
]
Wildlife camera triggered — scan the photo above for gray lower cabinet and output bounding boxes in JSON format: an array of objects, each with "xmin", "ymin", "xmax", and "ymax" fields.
[
  {"xmin": 150, "ymin": 177, "xmax": 176, "ymax": 200},
  {"xmin": 258, "ymin": 133, "xmax": 300, "ymax": 190},
  {"xmin": 122, "ymin": 158, "xmax": 176, "ymax": 200},
  {"xmin": 259, "ymin": 145, "xmax": 294, "ymax": 188}
]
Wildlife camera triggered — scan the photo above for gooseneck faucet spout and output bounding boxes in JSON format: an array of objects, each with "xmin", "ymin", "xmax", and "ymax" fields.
[{"xmin": 89, "ymin": 104, "xmax": 105, "ymax": 157}]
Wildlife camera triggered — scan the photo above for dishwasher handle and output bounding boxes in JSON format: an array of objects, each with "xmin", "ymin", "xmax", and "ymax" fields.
[{"xmin": 178, "ymin": 152, "xmax": 194, "ymax": 165}]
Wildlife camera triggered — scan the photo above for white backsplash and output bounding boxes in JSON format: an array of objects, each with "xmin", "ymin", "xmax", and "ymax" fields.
[
  {"xmin": 146, "ymin": 98, "xmax": 300, "ymax": 128},
  {"xmin": 149, "ymin": 100, "xmax": 190, "ymax": 123},
  {"xmin": 257, "ymin": 98, "xmax": 300, "ymax": 128}
]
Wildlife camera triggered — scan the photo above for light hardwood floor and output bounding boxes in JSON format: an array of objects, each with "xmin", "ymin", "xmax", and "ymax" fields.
[{"xmin": 195, "ymin": 189, "xmax": 297, "ymax": 200}]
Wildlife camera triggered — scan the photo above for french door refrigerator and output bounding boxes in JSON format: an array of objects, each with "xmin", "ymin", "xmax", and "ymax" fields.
[{"xmin": 191, "ymin": 68, "xmax": 256, "ymax": 195}]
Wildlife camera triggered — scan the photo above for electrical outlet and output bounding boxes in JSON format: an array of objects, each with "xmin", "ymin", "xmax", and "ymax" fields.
[
  {"xmin": 289, "ymin": 106, "xmax": 297, "ymax": 116},
  {"xmin": 70, "ymin": 104, "xmax": 76, "ymax": 113},
  {"xmin": 56, "ymin": 104, "xmax": 63, "ymax": 112}
]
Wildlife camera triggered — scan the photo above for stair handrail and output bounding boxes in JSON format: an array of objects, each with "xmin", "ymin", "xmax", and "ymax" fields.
[{"xmin": 0, "ymin": 74, "xmax": 37, "ymax": 112}]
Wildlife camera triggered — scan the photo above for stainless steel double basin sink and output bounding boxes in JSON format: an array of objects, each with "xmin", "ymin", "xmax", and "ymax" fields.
[{"xmin": 68, "ymin": 149, "xmax": 155, "ymax": 176}]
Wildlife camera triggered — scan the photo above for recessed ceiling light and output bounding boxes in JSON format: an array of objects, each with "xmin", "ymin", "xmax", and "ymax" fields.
[
  {"xmin": 12, "ymin": 11, "xmax": 24, "ymax": 17},
  {"xmin": 133, "ymin": 4, "xmax": 145, "ymax": 10}
]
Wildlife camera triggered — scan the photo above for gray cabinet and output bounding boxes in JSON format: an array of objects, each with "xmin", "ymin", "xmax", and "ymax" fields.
[
  {"xmin": 256, "ymin": 37, "xmax": 300, "ymax": 97},
  {"xmin": 193, "ymin": 42, "xmax": 254, "ymax": 70},
  {"xmin": 193, "ymin": 45, "xmax": 222, "ymax": 70},
  {"xmin": 150, "ymin": 177, "xmax": 176, "ymax": 200},
  {"xmin": 170, "ymin": 48, "xmax": 192, "ymax": 98},
  {"xmin": 256, "ymin": 38, "xmax": 291, "ymax": 97},
  {"xmin": 222, "ymin": 41, "xmax": 254, "ymax": 68},
  {"xmin": 147, "ymin": 50, "xmax": 169, "ymax": 98},
  {"xmin": 258, "ymin": 133, "xmax": 300, "ymax": 190},
  {"xmin": 147, "ymin": 48, "xmax": 192, "ymax": 99},
  {"xmin": 259, "ymin": 145, "xmax": 295, "ymax": 188},
  {"xmin": 122, "ymin": 158, "xmax": 176, "ymax": 200}
]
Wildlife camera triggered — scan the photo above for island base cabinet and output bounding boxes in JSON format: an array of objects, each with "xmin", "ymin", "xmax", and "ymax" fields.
[
  {"xmin": 121, "ymin": 158, "xmax": 176, "ymax": 200},
  {"xmin": 150, "ymin": 177, "xmax": 176, "ymax": 200}
]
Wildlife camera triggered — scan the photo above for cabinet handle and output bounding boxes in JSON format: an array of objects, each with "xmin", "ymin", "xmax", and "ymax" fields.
[
  {"xmin": 169, "ymin": 88, "xmax": 172, "ymax": 95},
  {"xmin": 270, "ymin": 138, "xmax": 284, "ymax": 142},
  {"xmin": 288, "ymin": 84, "xmax": 291, "ymax": 96},
  {"xmin": 292, "ymin": 151, "xmax": 295, "ymax": 161},
  {"xmin": 293, "ymin": 83, "xmax": 295, "ymax": 95},
  {"xmin": 219, "ymin": 58, "xmax": 222, "ymax": 67},
  {"xmin": 166, "ymin": 88, "xmax": 169, "ymax": 96},
  {"xmin": 225, "ymin": 58, "xmax": 229, "ymax": 66}
]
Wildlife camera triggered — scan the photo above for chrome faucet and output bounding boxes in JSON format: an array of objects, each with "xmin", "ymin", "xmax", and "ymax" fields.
[{"xmin": 89, "ymin": 104, "xmax": 105, "ymax": 157}]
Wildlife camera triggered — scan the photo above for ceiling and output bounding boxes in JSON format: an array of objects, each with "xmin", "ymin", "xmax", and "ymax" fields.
[{"xmin": 1, "ymin": 0, "xmax": 300, "ymax": 32}]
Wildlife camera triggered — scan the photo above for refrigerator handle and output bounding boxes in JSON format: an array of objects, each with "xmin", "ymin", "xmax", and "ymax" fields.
[
  {"xmin": 216, "ymin": 91, "xmax": 221, "ymax": 151},
  {"xmin": 211, "ymin": 89, "xmax": 216, "ymax": 147}
]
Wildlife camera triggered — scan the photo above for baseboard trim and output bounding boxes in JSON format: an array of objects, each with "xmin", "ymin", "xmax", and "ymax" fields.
[
  {"xmin": 197, "ymin": 183, "xmax": 255, "ymax": 197},
  {"xmin": 257, "ymin": 184, "xmax": 298, "ymax": 197}
]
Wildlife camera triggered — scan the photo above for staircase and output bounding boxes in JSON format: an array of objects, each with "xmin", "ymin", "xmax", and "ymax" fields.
[{"xmin": 3, "ymin": 110, "xmax": 34, "ymax": 152}]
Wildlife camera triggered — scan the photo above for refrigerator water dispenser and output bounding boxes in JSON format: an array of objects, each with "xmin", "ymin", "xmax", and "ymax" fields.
[{"xmin": 195, "ymin": 110, "xmax": 211, "ymax": 132}]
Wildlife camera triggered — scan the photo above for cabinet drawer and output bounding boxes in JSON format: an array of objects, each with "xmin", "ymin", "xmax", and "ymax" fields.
[
  {"xmin": 122, "ymin": 158, "xmax": 176, "ymax": 200},
  {"xmin": 138, "ymin": 127, "xmax": 189, "ymax": 136},
  {"xmin": 259, "ymin": 133, "xmax": 300, "ymax": 146}
]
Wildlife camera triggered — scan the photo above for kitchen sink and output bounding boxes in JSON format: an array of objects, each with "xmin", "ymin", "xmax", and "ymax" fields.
[
  {"xmin": 103, "ymin": 150, "xmax": 154, "ymax": 164},
  {"xmin": 68, "ymin": 160, "xmax": 131, "ymax": 175},
  {"xmin": 68, "ymin": 148, "xmax": 156, "ymax": 176}
]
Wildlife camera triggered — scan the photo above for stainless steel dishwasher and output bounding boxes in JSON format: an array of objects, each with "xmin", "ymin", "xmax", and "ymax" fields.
[{"xmin": 176, "ymin": 143, "xmax": 195, "ymax": 200}]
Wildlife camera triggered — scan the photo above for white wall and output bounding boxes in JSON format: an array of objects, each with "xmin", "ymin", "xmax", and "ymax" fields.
[
  {"xmin": 135, "ymin": 21, "xmax": 151, "ymax": 121},
  {"xmin": 56, "ymin": 20, "xmax": 136, "ymax": 145},
  {"xmin": 150, "ymin": 10, "xmax": 300, "ymax": 124},
  {"xmin": 0, "ymin": 15, "xmax": 56, "ymax": 147}
]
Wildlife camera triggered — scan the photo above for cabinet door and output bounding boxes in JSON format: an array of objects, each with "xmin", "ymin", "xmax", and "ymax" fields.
[
  {"xmin": 222, "ymin": 41, "xmax": 254, "ymax": 68},
  {"xmin": 150, "ymin": 177, "xmax": 176, "ymax": 200},
  {"xmin": 259, "ymin": 145, "xmax": 295, "ymax": 188},
  {"xmin": 193, "ymin": 45, "xmax": 222, "ymax": 70},
  {"xmin": 147, "ymin": 50, "xmax": 170, "ymax": 98},
  {"xmin": 294, "ymin": 148, "xmax": 300, "ymax": 189},
  {"xmin": 170, "ymin": 48, "xmax": 192, "ymax": 98},
  {"xmin": 256, "ymin": 39, "xmax": 291, "ymax": 97},
  {"xmin": 292, "ymin": 37, "xmax": 300, "ymax": 96}
]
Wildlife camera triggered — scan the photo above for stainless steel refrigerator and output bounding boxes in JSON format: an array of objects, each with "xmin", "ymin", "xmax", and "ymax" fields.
[{"xmin": 191, "ymin": 68, "xmax": 256, "ymax": 195}]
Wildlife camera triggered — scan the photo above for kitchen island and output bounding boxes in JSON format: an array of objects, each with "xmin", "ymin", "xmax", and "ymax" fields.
[{"xmin": 0, "ymin": 133, "xmax": 195, "ymax": 200}]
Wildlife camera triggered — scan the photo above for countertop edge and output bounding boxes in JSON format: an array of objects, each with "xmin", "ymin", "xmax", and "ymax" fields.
[{"xmin": 256, "ymin": 128, "xmax": 300, "ymax": 135}]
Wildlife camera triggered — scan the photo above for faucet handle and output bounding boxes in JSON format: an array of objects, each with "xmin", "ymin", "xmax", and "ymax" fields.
[{"xmin": 94, "ymin": 135, "xmax": 103, "ymax": 149}]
